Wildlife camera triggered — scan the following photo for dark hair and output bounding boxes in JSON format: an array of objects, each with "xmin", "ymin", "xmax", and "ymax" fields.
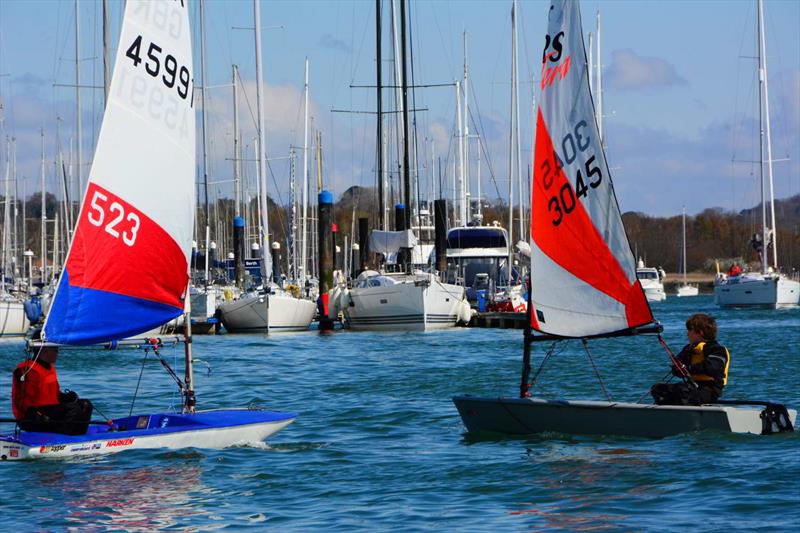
[{"xmin": 686, "ymin": 313, "xmax": 717, "ymax": 341}]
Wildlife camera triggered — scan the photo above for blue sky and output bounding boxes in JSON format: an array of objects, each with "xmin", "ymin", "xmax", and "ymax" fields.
[{"xmin": 0, "ymin": 0, "xmax": 798, "ymax": 218}]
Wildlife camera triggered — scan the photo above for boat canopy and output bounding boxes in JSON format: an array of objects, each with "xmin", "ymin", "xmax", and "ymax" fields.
[{"xmin": 369, "ymin": 230, "xmax": 417, "ymax": 256}]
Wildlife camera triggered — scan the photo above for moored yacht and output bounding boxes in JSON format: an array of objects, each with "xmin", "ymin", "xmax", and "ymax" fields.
[{"xmin": 340, "ymin": 270, "xmax": 467, "ymax": 331}]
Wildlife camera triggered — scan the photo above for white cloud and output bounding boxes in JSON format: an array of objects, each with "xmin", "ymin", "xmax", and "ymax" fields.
[{"xmin": 605, "ymin": 49, "xmax": 687, "ymax": 91}]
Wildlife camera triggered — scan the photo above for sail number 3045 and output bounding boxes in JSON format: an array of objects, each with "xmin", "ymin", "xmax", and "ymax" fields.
[
  {"xmin": 126, "ymin": 35, "xmax": 193, "ymax": 105},
  {"xmin": 87, "ymin": 191, "xmax": 141, "ymax": 247},
  {"xmin": 540, "ymin": 120, "xmax": 603, "ymax": 226}
]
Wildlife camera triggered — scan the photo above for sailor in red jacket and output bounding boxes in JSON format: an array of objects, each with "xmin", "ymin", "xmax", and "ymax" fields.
[{"xmin": 12, "ymin": 346, "xmax": 93, "ymax": 435}]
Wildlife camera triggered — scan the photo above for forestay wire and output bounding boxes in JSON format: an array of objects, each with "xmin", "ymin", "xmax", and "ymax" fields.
[
  {"xmin": 527, "ymin": 341, "xmax": 559, "ymax": 392},
  {"xmin": 582, "ymin": 339, "xmax": 612, "ymax": 402}
]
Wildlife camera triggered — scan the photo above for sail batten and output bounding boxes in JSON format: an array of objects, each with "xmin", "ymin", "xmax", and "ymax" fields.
[
  {"xmin": 44, "ymin": 0, "xmax": 195, "ymax": 345},
  {"xmin": 530, "ymin": 0, "xmax": 653, "ymax": 338}
]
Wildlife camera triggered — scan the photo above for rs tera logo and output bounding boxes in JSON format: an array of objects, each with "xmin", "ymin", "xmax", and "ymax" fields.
[{"xmin": 541, "ymin": 31, "xmax": 572, "ymax": 89}]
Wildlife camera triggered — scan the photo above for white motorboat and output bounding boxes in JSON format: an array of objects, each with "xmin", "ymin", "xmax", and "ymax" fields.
[
  {"xmin": 218, "ymin": 289, "xmax": 316, "ymax": 333},
  {"xmin": 636, "ymin": 262, "xmax": 666, "ymax": 302},
  {"xmin": 445, "ymin": 223, "xmax": 522, "ymax": 309}
]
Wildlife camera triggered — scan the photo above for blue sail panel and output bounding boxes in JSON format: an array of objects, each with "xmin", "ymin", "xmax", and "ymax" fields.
[{"xmin": 44, "ymin": 270, "xmax": 183, "ymax": 346}]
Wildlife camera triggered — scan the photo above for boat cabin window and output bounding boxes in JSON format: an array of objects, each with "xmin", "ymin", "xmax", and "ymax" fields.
[
  {"xmin": 354, "ymin": 275, "xmax": 398, "ymax": 289},
  {"xmin": 446, "ymin": 228, "xmax": 507, "ymax": 249},
  {"xmin": 637, "ymin": 271, "xmax": 658, "ymax": 280}
]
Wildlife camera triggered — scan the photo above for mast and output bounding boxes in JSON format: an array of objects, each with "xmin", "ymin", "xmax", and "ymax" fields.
[
  {"xmin": 199, "ymin": 0, "xmax": 211, "ymax": 285},
  {"xmin": 399, "ymin": 0, "xmax": 411, "ymax": 220},
  {"xmin": 75, "ymin": 0, "xmax": 83, "ymax": 207},
  {"xmin": 301, "ymin": 58, "xmax": 310, "ymax": 276},
  {"xmin": 376, "ymin": 0, "xmax": 385, "ymax": 230},
  {"xmin": 758, "ymin": 0, "xmax": 777, "ymax": 270},
  {"xmin": 512, "ymin": 0, "xmax": 523, "ymax": 244},
  {"xmin": 253, "ymin": 0, "xmax": 271, "ymax": 282},
  {"xmin": 455, "ymin": 80, "xmax": 464, "ymax": 225},
  {"xmin": 233, "ymin": 65, "xmax": 241, "ymax": 218},
  {"xmin": 1, "ymin": 142, "xmax": 8, "ymax": 294},
  {"xmin": 40, "ymin": 129, "xmax": 46, "ymax": 283},
  {"xmin": 682, "ymin": 206, "xmax": 687, "ymax": 284},
  {"xmin": 507, "ymin": 1, "xmax": 516, "ymax": 283},
  {"xmin": 596, "ymin": 10, "xmax": 603, "ymax": 144},
  {"xmin": 102, "ymin": 0, "xmax": 111, "ymax": 106},
  {"xmin": 463, "ymin": 31, "xmax": 469, "ymax": 221}
]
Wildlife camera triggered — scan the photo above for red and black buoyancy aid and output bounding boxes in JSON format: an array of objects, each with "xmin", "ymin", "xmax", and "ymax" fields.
[{"xmin": 11, "ymin": 360, "xmax": 60, "ymax": 420}]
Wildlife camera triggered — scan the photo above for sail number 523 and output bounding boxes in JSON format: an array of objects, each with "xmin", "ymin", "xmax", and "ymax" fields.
[{"xmin": 87, "ymin": 191, "xmax": 141, "ymax": 246}]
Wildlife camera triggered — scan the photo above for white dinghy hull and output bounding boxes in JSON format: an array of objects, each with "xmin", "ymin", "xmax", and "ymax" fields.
[
  {"xmin": 0, "ymin": 409, "xmax": 295, "ymax": 461},
  {"xmin": 453, "ymin": 396, "xmax": 796, "ymax": 438}
]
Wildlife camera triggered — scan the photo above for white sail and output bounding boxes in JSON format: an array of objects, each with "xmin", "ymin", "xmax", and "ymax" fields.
[
  {"xmin": 529, "ymin": 0, "xmax": 652, "ymax": 337},
  {"xmin": 45, "ymin": 0, "xmax": 196, "ymax": 344}
]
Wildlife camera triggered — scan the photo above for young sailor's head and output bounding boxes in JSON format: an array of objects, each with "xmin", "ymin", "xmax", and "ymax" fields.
[
  {"xmin": 38, "ymin": 345, "xmax": 59, "ymax": 364},
  {"xmin": 685, "ymin": 313, "xmax": 717, "ymax": 343}
]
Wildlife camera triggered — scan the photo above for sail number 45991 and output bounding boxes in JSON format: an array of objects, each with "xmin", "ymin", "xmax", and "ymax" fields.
[
  {"xmin": 125, "ymin": 34, "xmax": 193, "ymax": 105},
  {"xmin": 87, "ymin": 191, "xmax": 141, "ymax": 247}
]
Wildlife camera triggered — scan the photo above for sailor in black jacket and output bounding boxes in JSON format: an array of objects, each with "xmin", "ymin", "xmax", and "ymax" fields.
[{"xmin": 651, "ymin": 313, "xmax": 730, "ymax": 406}]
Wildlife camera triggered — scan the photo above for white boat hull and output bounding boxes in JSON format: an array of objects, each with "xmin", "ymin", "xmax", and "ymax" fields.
[
  {"xmin": 219, "ymin": 293, "xmax": 316, "ymax": 332},
  {"xmin": 642, "ymin": 285, "xmax": 666, "ymax": 302},
  {"xmin": 0, "ymin": 299, "xmax": 29, "ymax": 336},
  {"xmin": 452, "ymin": 396, "xmax": 796, "ymax": 438},
  {"xmin": 676, "ymin": 284, "xmax": 699, "ymax": 297},
  {"xmin": 715, "ymin": 276, "xmax": 800, "ymax": 308},
  {"xmin": 346, "ymin": 277, "xmax": 465, "ymax": 331},
  {"xmin": 0, "ymin": 409, "xmax": 295, "ymax": 461}
]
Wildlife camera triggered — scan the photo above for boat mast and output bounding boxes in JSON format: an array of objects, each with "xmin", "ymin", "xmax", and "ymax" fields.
[
  {"xmin": 463, "ymin": 31, "xmax": 469, "ymax": 222},
  {"xmin": 301, "ymin": 58, "xmax": 310, "ymax": 276},
  {"xmin": 399, "ymin": 0, "xmax": 411, "ymax": 226},
  {"xmin": 596, "ymin": 10, "xmax": 603, "ymax": 145},
  {"xmin": 253, "ymin": 0, "xmax": 271, "ymax": 282},
  {"xmin": 75, "ymin": 0, "xmax": 83, "ymax": 207},
  {"xmin": 231, "ymin": 66, "xmax": 241, "ymax": 219},
  {"xmin": 455, "ymin": 80, "xmax": 464, "ymax": 226},
  {"xmin": 682, "ymin": 206, "xmax": 687, "ymax": 284},
  {"xmin": 507, "ymin": 1, "xmax": 516, "ymax": 283},
  {"xmin": 102, "ymin": 0, "xmax": 111, "ymax": 106},
  {"xmin": 376, "ymin": 0, "xmax": 385, "ymax": 231},
  {"xmin": 40, "ymin": 129, "xmax": 46, "ymax": 283},
  {"xmin": 513, "ymin": 1, "xmax": 524, "ymax": 243},
  {"xmin": 1, "ymin": 142, "xmax": 8, "ymax": 294},
  {"xmin": 758, "ymin": 0, "xmax": 777, "ymax": 271},
  {"xmin": 199, "ymin": 0, "xmax": 211, "ymax": 285}
]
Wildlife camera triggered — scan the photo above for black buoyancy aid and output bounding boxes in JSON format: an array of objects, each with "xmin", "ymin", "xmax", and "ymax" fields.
[{"xmin": 688, "ymin": 341, "xmax": 730, "ymax": 387}]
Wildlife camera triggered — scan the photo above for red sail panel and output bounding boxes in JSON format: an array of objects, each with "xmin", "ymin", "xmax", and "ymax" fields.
[
  {"xmin": 531, "ymin": 110, "xmax": 651, "ymax": 329},
  {"xmin": 67, "ymin": 183, "xmax": 188, "ymax": 309}
]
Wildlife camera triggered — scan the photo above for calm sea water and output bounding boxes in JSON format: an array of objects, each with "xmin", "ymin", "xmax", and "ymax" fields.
[{"xmin": 1, "ymin": 295, "xmax": 798, "ymax": 531}]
